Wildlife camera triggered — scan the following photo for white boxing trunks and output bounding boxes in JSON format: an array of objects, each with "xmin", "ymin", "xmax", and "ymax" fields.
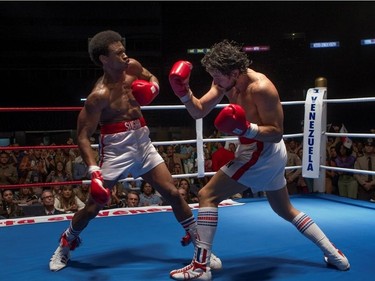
[
  {"xmin": 98, "ymin": 117, "xmax": 164, "ymax": 181},
  {"xmin": 220, "ymin": 137, "xmax": 287, "ymax": 193}
]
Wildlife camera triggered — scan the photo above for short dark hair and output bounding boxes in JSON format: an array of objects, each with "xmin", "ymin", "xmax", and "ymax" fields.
[
  {"xmin": 88, "ymin": 30, "xmax": 125, "ymax": 66},
  {"xmin": 201, "ymin": 39, "xmax": 250, "ymax": 76}
]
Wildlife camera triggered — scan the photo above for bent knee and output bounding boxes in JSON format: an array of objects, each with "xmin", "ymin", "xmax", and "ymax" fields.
[{"xmin": 198, "ymin": 187, "xmax": 220, "ymax": 205}]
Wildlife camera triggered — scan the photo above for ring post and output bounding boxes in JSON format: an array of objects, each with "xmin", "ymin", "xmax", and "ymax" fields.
[
  {"xmin": 302, "ymin": 77, "xmax": 327, "ymax": 193},
  {"xmin": 196, "ymin": 118, "xmax": 205, "ymax": 178}
]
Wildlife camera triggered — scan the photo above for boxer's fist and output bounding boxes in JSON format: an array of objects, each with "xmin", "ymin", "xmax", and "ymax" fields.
[
  {"xmin": 214, "ymin": 104, "xmax": 248, "ymax": 135},
  {"xmin": 88, "ymin": 166, "xmax": 111, "ymax": 205},
  {"xmin": 169, "ymin": 60, "xmax": 192, "ymax": 102},
  {"xmin": 214, "ymin": 104, "xmax": 259, "ymax": 138},
  {"xmin": 131, "ymin": 80, "xmax": 159, "ymax": 106}
]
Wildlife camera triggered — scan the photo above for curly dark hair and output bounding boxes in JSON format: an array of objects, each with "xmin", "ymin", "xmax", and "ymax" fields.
[
  {"xmin": 201, "ymin": 39, "xmax": 250, "ymax": 76},
  {"xmin": 88, "ymin": 30, "xmax": 125, "ymax": 66}
]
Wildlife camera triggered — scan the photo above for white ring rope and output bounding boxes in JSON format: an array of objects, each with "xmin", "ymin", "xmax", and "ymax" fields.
[
  {"xmin": 135, "ymin": 96, "xmax": 375, "ymax": 189},
  {"xmin": 117, "ymin": 96, "xmax": 375, "ymax": 186},
  {"xmin": 2, "ymin": 95, "xmax": 375, "ymax": 191}
]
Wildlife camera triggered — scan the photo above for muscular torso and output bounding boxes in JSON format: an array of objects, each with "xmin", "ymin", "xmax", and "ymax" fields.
[
  {"xmin": 225, "ymin": 69, "xmax": 268, "ymax": 125},
  {"xmin": 96, "ymin": 74, "xmax": 143, "ymax": 124}
]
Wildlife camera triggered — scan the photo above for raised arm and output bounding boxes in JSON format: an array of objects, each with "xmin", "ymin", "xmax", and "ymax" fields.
[{"xmin": 169, "ymin": 60, "xmax": 224, "ymax": 119}]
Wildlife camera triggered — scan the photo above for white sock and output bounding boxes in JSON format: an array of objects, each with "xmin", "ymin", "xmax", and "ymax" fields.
[
  {"xmin": 195, "ymin": 207, "xmax": 218, "ymax": 264},
  {"xmin": 292, "ymin": 212, "xmax": 336, "ymax": 254},
  {"xmin": 64, "ymin": 223, "xmax": 81, "ymax": 242},
  {"xmin": 180, "ymin": 215, "xmax": 197, "ymax": 245}
]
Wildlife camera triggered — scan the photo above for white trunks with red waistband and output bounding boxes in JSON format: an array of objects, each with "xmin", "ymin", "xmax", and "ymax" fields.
[{"xmin": 100, "ymin": 117, "xmax": 146, "ymax": 134}]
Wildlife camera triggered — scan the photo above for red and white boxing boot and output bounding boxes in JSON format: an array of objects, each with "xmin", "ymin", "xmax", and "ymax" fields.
[
  {"xmin": 49, "ymin": 233, "xmax": 81, "ymax": 271},
  {"xmin": 180, "ymin": 232, "xmax": 222, "ymax": 270},
  {"xmin": 324, "ymin": 245, "xmax": 350, "ymax": 271},
  {"xmin": 170, "ymin": 260, "xmax": 212, "ymax": 281}
]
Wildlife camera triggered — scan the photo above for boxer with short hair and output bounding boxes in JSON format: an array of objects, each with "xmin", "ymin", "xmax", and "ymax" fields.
[
  {"xmin": 49, "ymin": 30, "xmax": 222, "ymax": 272},
  {"xmin": 169, "ymin": 40, "xmax": 350, "ymax": 280}
]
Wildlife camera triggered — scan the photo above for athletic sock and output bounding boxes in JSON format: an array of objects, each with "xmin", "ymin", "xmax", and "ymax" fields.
[
  {"xmin": 63, "ymin": 223, "xmax": 81, "ymax": 242},
  {"xmin": 292, "ymin": 212, "xmax": 337, "ymax": 254},
  {"xmin": 180, "ymin": 215, "xmax": 197, "ymax": 243},
  {"xmin": 195, "ymin": 207, "xmax": 218, "ymax": 264}
]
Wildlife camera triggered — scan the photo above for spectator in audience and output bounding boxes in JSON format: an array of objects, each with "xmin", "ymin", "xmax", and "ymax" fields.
[
  {"xmin": 51, "ymin": 179, "xmax": 63, "ymax": 198},
  {"xmin": 123, "ymin": 174, "xmax": 142, "ymax": 193},
  {"xmin": 211, "ymin": 141, "xmax": 234, "ymax": 172},
  {"xmin": 18, "ymin": 149, "xmax": 34, "ymax": 184},
  {"xmin": 34, "ymin": 189, "xmax": 65, "ymax": 216},
  {"xmin": 352, "ymin": 140, "xmax": 364, "ymax": 158},
  {"xmin": 40, "ymin": 148, "xmax": 55, "ymax": 175},
  {"xmin": 0, "ymin": 189, "xmax": 24, "ymax": 218},
  {"xmin": 54, "ymin": 185, "xmax": 85, "ymax": 213},
  {"xmin": 354, "ymin": 139, "xmax": 375, "ymax": 201},
  {"xmin": 180, "ymin": 143, "xmax": 196, "ymax": 174},
  {"xmin": 139, "ymin": 181, "xmax": 163, "ymax": 206},
  {"xmin": 178, "ymin": 178, "xmax": 198, "ymax": 203},
  {"xmin": 72, "ymin": 149, "xmax": 88, "ymax": 180},
  {"xmin": 7, "ymin": 144, "xmax": 25, "ymax": 173},
  {"xmin": 125, "ymin": 191, "xmax": 140, "ymax": 207},
  {"xmin": 0, "ymin": 151, "xmax": 19, "ymax": 185},
  {"xmin": 165, "ymin": 145, "xmax": 191, "ymax": 174},
  {"xmin": 74, "ymin": 182, "xmax": 90, "ymax": 204},
  {"xmin": 285, "ymin": 139, "xmax": 302, "ymax": 195},
  {"xmin": 203, "ymin": 145, "xmax": 212, "ymax": 173},
  {"xmin": 178, "ymin": 187, "xmax": 192, "ymax": 204},
  {"xmin": 46, "ymin": 161, "xmax": 73, "ymax": 183},
  {"xmin": 157, "ymin": 145, "xmax": 167, "ymax": 161},
  {"xmin": 326, "ymin": 145, "xmax": 339, "ymax": 194},
  {"xmin": 104, "ymin": 182, "xmax": 127, "ymax": 209},
  {"xmin": 16, "ymin": 187, "xmax": 39, "ymax": 205},
  {"xmin": 173, "ymin": 163, "xmax": 183, "ymax": 175},
  {"xmin": 228, "ymin": 142, "xmax": 237, "ymax": 153},
  {"xmin": 25, "ymin": 148, "xmax": 49, "ymax": 183},
  {"xmin": 334, "ymin": 141, "xmax": 358, "ymax": 199}
]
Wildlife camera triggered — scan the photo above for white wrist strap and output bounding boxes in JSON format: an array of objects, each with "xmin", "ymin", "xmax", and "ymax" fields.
[
  {"xmin": 180, "ymin": 91, "xmax": 193, "ymax": 103},
  {"xmin": 88, "ymin": 165, "xmax": 100, "ymax": 175},
  {"xmin": 242, "ymin": 123, "xmax": 259, "ymax": 139}
]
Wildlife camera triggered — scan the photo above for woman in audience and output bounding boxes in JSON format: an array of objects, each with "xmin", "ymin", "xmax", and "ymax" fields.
[{"xmin": 54, "ymin": 185, "xmax": 85, "ymax": 213}]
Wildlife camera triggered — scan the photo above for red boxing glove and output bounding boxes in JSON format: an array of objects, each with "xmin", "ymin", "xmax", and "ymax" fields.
[
  {"xmin": 131, "ymin": 80, "xmax": 159, "ymax": 106},
  {"xmin": 88, "ymin": 166, "xmax": 111, "ymax": 205},
  {"xmin": 214, "ymin": 104, "xmax": 259, "ymax": 139},
  {"xmin": 169, "ymin": 60, "xmax": 193, "ymax": 102}
]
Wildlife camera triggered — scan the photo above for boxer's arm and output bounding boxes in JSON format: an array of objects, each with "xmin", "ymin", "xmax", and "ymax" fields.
[
  {"xmin": 248, "ymin": 79, "xmax": 284, "ymax": 143},
  {"xmin": 184, "ymin": 84, "xmax": 225, "ymax": 120},
  {"xmin": 169, "ymin": 60, "xmax": 225, "ymax": 119},
  {"xmin": 127, "ymin": 58, "xmax": 159, "ymax": 85},
  {"xmin": 77, "ymin": 91, "xmax": 106, "ymax": 167}
]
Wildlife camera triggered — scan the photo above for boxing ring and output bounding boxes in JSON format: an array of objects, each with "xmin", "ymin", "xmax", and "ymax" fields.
[{"xmin": 1, "ymin": 78, "xmax": 375, "ymax": 280}]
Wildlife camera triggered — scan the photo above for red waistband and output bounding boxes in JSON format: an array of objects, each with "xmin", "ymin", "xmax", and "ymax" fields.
[{"xmin": 100, "ymin": 117, "xmax": 146, "ymax": 134}]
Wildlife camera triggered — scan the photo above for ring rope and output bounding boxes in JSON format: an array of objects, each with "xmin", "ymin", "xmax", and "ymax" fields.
[{"xmin": 1, "ymin": 95, "xmax": 375, "ymax": 192}]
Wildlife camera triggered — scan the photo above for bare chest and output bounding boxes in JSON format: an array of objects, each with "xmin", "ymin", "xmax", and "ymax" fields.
[{"xmin": 101, "ymin": 84, "xmax": 141, "ymax": 123}]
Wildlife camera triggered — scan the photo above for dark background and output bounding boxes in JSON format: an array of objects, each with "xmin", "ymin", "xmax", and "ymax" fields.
[{"xmin": 0, "ymin": 1, "xmax": 374, "ymax": 136}]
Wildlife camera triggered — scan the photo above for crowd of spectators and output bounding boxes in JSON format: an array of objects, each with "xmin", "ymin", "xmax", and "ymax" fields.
[
  {"xmin": 1, "ymin": 125, "xmax": 375, "ymax": 219},
  {"xmin": 285, "ymin": 125, "xmax": 375, "ymax": 202}
]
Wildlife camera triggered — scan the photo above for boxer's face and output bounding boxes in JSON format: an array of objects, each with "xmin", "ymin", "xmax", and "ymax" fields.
[
  {"xmin": 208, "ymin": 69, "xmax": 236, "ymax": 91},
  {"xmin": 103, "ymin": 41, "xmax": 130, "ymax": 70}
]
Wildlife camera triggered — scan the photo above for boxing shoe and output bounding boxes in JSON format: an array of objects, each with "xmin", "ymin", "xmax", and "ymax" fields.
[
  {"xmin": 180, "ymin": 232, "xmax": 222, "ymax": 270},
  {"xmin": 324, "ymin": 246, "xmax": 350, "ymax": 271},
  {"xmin": 49, "ymin": 233, "xmax": 81, "ymax": 271},
  {"xmin": 170, "ymin": 260, "xmax": 212, "ymax": 281},
  {"xmin": 209, "ymin": 253, "xmax": 222, "ymax": 271}
]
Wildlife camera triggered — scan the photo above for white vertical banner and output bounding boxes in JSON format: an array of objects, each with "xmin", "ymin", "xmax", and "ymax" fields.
[{"xmin": 302, "ymin": 87, "xmax": 327, "ymax": 178}]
